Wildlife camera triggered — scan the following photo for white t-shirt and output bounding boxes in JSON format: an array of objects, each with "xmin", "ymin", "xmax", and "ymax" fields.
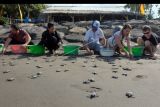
[
  {"xmin": 108, "ymin": 30, "xmax": 128, "ymax": 47},
  {"xmin": 84, "ymin": 28, "xmax": 104, "ymax": 44}
]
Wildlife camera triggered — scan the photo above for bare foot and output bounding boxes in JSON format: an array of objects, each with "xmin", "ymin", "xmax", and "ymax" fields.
[{"xmin": 150, "ymin": 55, "xmax": 157, "ymax": 60}]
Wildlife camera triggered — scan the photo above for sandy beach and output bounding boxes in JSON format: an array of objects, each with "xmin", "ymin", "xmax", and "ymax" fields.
[{"xmin": 0, "ymin": 48, "xmax": 160, "ymax": 107}]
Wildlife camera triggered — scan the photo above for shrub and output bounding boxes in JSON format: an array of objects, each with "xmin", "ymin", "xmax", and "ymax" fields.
[{"xmin": 0, "ymin": 17, "xmax": 9, "ymax": 25}]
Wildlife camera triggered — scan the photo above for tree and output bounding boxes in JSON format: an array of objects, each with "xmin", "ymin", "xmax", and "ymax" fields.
[
  {"xmin": 124, "ymin": 4, "xmax": 153, "ymax": 19},
  {"xmin": 0, "ymin": 4, "xmax": 46, "ymax": 18}
]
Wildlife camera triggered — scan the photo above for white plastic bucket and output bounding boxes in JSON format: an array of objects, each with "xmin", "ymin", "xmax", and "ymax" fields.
[{"xmin": 100, "ymin": 46, "xmax": 114, "ymax": 56}]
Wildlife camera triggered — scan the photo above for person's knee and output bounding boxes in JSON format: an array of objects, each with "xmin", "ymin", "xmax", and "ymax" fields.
[
  {"xmin": 95, "ymin": 43, "xmax": 101, "ymax": 52},
  {"xmin": 144, "ymin": 40, "xmax": 151, "ymax": 47},
  {"xmin": 137, "ymin": 37, "xmax": 143, "ymax": 45}
]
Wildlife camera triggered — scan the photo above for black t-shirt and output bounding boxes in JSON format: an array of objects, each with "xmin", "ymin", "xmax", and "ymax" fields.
[
  {"xmin": 41, "ymin": 30, "xmax": 61, "ymax": 43},
  {"xmin": 142, "ymin": 33, "xmax": 158, "ymax": 46}
]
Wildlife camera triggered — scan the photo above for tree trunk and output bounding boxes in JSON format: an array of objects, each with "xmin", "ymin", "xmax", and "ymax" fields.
[
  {"xmin": 0, "ymin": 8, "xmax": 3, "ymax": 17},
  {"xmin": 18, "ymin": 4, "xmax": 23, "ymax": 23}
]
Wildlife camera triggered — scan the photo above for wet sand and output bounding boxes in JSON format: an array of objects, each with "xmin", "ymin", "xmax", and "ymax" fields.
[{"xmin": 0, "ymin": 51, "xmax": 160, "ymax": 107}]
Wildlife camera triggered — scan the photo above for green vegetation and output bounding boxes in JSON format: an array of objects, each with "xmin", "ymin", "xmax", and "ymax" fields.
[
  {"xmin": 0, "ymin": 4, "xmax": 46, "ymax": 19},
  {"xmin": 124, "ymin": 4, "xmax": 154, "ymax": 19}
]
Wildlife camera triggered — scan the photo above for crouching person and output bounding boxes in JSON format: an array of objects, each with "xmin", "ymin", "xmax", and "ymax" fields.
[
  {"xmin": 137, "ymin": 25, "xmax": 158, "ymax": 59},
  {"xmin": 106, "ymin": 24, "xmax": 133, "ymax": 58},
  {"xmin": 38, "ymin": 23, "xmax": 63, "ymax": 55},
  {"xmin": 83, "ymin": 20, "xmax": 106, "ymax": 55},
  {"xmin": 2, "ymin": 24, "xmax": 33, "ymax": 54}
]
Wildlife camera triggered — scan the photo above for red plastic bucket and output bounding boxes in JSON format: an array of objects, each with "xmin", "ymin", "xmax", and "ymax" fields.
[{"xmin": 10, "ymin": 45, "xmax": 27, "ymax": 54}]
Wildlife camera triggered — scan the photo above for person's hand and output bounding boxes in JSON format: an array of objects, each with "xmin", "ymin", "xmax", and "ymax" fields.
[
  {"xmin": 125, "ymin": 52, "xmax": 133, "ymax": 59},
  {"xmin": 22, "ymin": 44, "xmax": 27, "ymax": 47},
  {"xmin": 129, "ymin": 53, "xmax": 133, "ymax": 59},
  {"xmin": 88, "ymin": 50, "xmax": 94, "ymax": 55},
  {"xmin": 1, "ymin": 47, "xmax": 6, "ymax": 55}
]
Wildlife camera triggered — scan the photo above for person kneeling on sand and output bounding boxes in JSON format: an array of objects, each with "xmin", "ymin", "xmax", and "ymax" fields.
[
  {"xmin": 106, "ymin": 24, "xmax": 133, "ymax": 58},
  {"xmin": 83, "ymin": 20, "xmax": 106, "ymax": 55},
  {"xmin": 2, "ymin": 24, "xmax": 33, "ymax": 54},
  {"xmin": 137, "ymin": 25, "xmax": 158, "ymax": 59},
  {"xmin": 38, "ymin": 23, "xmax": 63, "ymax": 55}
]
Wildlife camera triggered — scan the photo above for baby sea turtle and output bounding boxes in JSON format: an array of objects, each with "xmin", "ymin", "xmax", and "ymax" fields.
[
  {"xmin": 3, "ymin": 70, "xmax": 11, "ymax": 73},
  {"xmin": 56, "ymin": 70, "xmax": 61, "ymax": 72},
  {"xmin": 64, "ymin": 69, "xmax": 69, "ymax": 72},
  {"xmin": 123, "ymin": 67, "xmax": 132, "ymax": 71},
  {"xmin": 93, "ymin": 64, "xmax": 97, "ymax": 68},
  {"xmin": 88, "ymin": 78, "xmax": 95, "ymax": 82},
  {"xmin": 122, "ymin": 73, "xmax": 127, "ymax": 76},
  {"xmin": 83, "ymin": 80, "xmax": 90, "ymax": 84},
  {"xmin": 6, "ymin": 78, "xmax": 15, "ymax": 81},
  {"xmin": 112, "ymin": 70, "xmax": 118, "ymax": 73},
  {"xmin": 60, "ymin": 64, "xmax": 65, "ymax": 66},
  {"xmin": 30, "ymin": 75, "xmax": 38, "ymax": 79},
  {"xmin": 112, "ymin": 76, "xmax": 118, "ymax": 79},
  {"xmin": 36, "ymin": 65, "xmax": 43, "ymax": 68},
  {"xmin": 90, "ymin": 91, "xmax": 99, "ymax": 99},
  {"xmin": 37, "ymin": 72, "xmax": 42, "ymax": 76},
  {"xmin": 126, "ymin": 91, "xmax": 134, "ymax": 98},
  {"xmin": 92, "ymin": 72, "xmax": 97, "ymax": 75}
]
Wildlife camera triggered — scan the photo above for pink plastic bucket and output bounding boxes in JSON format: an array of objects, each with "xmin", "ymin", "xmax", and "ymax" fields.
[{"xmin": 10, "ymin": 45, "xmax": 27, "ymax": 54}]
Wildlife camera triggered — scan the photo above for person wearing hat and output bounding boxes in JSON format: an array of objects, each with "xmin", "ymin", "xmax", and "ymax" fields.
[
  {"xmin": 137, "ymin": 25, "xmax": 158, "ymax": 59},
  {"xmin": 83, "ymin": 20, "xmax": 106, "ymax": 55}
]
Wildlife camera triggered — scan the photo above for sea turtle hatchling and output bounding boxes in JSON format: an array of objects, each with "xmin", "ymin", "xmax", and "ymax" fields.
[
  {"xmin": 6, "ymin": 78, "xmax": 15, "ymax": 81},
  {"xmin": 3, "ymin": 70, "xmax": 11, "ymax": 73},
  {"xmin": 88, "ymin": 78, "xmax": 95, "ymax": 82},
  {"xmin": 30, "ymin": 75, "xmax": 38, "ymax": 79},
  {"xmin": 112, "ymin": 76, "xmax": 118, "ymax": 79},
  {"xmin": 122, "ymin": 73, "xmax": 127, "ymax": 76},
  {"xmin": 37, "ymin": 72, "xmax": 42, "ymax": 76},
  {"xmin": 89, "ymin": 91, "xmax": 99, "ymax": 99},
  {"xmin": 126, "ymin": 91, "xmax": 134, "ymax": 98}
]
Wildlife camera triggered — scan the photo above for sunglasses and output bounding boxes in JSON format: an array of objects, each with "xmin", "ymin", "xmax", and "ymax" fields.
[{"xmin": 143, "ymin": 32, "xmax": 150, "ymax": 34}]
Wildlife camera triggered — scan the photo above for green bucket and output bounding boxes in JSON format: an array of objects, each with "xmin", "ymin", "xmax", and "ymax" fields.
[
  {"xmin": 27, "ymin": 45, "xmax": 45, "ymax": 55},
  {"xmin": 0, "ymin": 44, "xmax": 4, "ymax": 52},
  {"xmin": 63, "ymin": 45, "xmax": 80, "ymax": 55},
  {"xmin": 125, "ymin": 45, "xmax": 144, "ymax": 57}
]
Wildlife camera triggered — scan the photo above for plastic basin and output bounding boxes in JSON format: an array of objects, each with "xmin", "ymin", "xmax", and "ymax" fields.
[
  {"xmin": 27, "ymin": 45, "xmax": 45, "ymax": 55},
  {"xmin": 10, "ymin": 45, "xmax": 27, "ymax": 54},
  {"xmin": 100, "ymin": 47, "xmax": 114, "ymax": 56},
  {"xmin": 63, "ymin": 45, "xmax": 80, "ymax": 55},
  {"xmin": 0, "ymin": 44, "xmax": 4, "ymax": 52},
  {"xmin": 125, "ymin": 45, "xmax": 144, "ymax": 57}
]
